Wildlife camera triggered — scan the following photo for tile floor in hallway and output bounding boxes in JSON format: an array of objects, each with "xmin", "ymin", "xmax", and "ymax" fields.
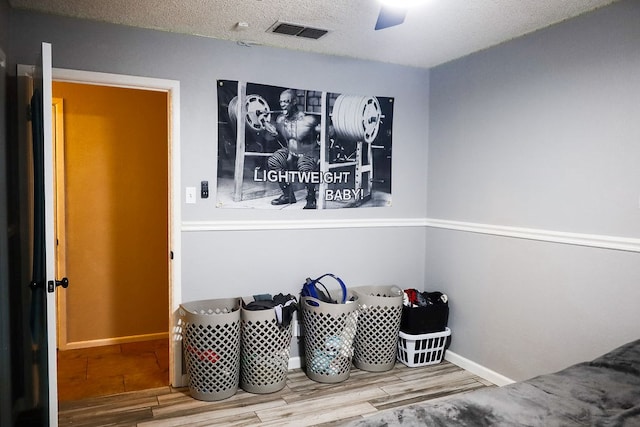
[{"xmin": 56, "ymin": 338, "xmax": 169, "ymax": 402}]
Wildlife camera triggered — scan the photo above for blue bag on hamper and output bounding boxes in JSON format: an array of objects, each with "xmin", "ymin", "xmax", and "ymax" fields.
[
  {"xmin": 299, "ymin": 274, "xmax": 358, "ymax": 383},
  {"xmin": 300, "ymin": 273, "xmax": 348, "ymax": 305}
]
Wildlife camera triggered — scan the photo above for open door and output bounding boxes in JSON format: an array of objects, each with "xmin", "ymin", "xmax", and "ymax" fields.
[{"xmin": 17, "ymin": 41, "xmax": 59, "ymax": 426}]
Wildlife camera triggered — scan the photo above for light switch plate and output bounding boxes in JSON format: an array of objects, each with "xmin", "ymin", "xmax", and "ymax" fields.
[{"xmin": 185, "ymin": 187, "xmax": 196, "ymax": 204}]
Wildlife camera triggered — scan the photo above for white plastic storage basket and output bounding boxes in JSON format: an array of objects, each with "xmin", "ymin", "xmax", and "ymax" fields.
[{"xmin": 397, "ymin": 328, "xmax": 451, "ymax": 367}]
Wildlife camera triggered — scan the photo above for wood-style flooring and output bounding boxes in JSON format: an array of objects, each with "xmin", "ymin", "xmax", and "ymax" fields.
[{"xmin": 58, "ymin": 358, "xmax": 494, "ymax": 426}]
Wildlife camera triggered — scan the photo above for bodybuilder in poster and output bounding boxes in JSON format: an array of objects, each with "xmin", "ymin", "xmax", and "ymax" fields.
[
  {"xmin": 216, "ymin": 80, "xmax": 393, "ymax": 209},
  {"xmin": 266, "ymin": 89, "xmax": 320, "ymax": 209}
]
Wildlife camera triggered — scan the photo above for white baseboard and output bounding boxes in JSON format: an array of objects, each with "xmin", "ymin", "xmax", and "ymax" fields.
[
  {"xmin": 286, "ymin": 352, "xmax": 514, "ymax": 388},
  {"xmin": 288, "ymin": 356, "xmax": 304, "ymax": 370},
  {"xmin": 445, "ymin": 350, "xmax": 515, "ymax": 386}
]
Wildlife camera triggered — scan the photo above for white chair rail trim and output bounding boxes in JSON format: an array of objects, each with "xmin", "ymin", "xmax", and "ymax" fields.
[
  {"xmin": 426, "ymin": 218, "xmax": 640, "ymax": 253},
  {"xmin": 181, "ymin": 218, "xmax": 640, "ymax": 253},
  {"xmin": 182, "ymin": 218, "xmax": 427, "ymax": 231}
]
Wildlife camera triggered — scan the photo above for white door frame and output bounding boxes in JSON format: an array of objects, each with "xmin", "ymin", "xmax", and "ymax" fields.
[{"xmin": 52, "ymin": 68, "xmax": 183, "ymax": 387}]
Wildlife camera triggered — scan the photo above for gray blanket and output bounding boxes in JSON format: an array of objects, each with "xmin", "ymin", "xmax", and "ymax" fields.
[{"xmin": 343, "ymin": 339, "xmax": 640, "ymax": 426}]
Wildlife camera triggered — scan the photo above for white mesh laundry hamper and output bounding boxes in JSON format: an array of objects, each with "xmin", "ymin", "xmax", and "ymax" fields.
[
  {"xmin": 179, "ymin": 298, "xmax": 241, "ymax": 401},
  {"xmin": 352, "ymin": 285, "xmax": 403, "ymax": 372},
  {"xmin": 301, "ymin": 294, "xmax": 359, "ymax": 383},
  {"xmin": 240, "ymin": 300, "xmax": 294, "ymax": 394}
]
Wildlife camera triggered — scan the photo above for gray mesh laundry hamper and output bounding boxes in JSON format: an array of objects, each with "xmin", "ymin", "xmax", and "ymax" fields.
[
  {"xmin": 179, "ymin": 298, "xmax": 241, "ymax": 401},
  {"xmin": 352, "ymin": 285, "xmax": 403, "ymax": 372},
  {"xmin": 301, "ymin": 294, "xmax": 359, "ymax": 383},
  {"xmin": 240, "ymin": 299, "xmax": 294, "ymax": 394}
]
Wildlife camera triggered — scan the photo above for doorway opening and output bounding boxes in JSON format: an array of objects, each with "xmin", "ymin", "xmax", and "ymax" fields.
[{"xmin": 50, "ymin": 69, "xmax": 182, "ymax": 402}]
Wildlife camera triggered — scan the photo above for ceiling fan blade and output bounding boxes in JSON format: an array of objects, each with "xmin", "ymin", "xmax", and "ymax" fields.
[{"xmin": 375, "ymin": 5, "xmax": 408, "ymax": 30}]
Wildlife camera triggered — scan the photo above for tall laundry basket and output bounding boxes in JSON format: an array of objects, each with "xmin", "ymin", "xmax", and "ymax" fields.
[
  {"xmin": 300, "ymin": 274, "xmax": 359, "ymax": 383},
  {"xmin": 352, "ymin": 285, "xmax": 404, "ymax": 372},
  {"xmin": 240, "ymin": 296, "xmax": 295, "ymax": 394},
  {"xmin": 301, "ymin": 296, "xmax": 359, "ymax": 383},
  {"xmin": 179, "ymin": 298, "xmax": 241, "ymax": 401}
]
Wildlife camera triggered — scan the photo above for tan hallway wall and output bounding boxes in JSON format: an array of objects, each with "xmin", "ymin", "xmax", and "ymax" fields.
[{"xmin": 53, "ymin": 82, "xmax": 168, "ymax": 344}]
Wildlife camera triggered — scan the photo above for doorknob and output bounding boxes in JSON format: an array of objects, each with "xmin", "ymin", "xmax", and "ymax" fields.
[{"xmin": 47, "ymin": 277, "xmax": 69, "ymax": 293}]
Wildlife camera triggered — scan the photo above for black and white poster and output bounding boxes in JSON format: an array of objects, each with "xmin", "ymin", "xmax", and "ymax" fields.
[{"xmin": 216, "ymin": 80, "xmax": 393, "ymax": 209}]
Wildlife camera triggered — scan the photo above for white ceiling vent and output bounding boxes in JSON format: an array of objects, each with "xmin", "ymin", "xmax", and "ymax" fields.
[{"xmin": 269, "ymin": 22, "xmax": 329, "ymax": 40}]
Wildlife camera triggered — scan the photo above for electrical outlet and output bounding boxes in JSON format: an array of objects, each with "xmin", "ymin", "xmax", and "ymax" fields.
[{"xmin": 291, "ymin": 319, "xmax": 303, "ymax": 337}]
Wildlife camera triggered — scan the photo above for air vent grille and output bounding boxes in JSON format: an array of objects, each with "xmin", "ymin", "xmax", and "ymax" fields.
[
  {"xmin": 297, "ymin": 27, "xmax": 328, "ymax": 39},
  {"xmin": 270, "ymin": 22, "xmax": 328, "ymax": 40},
  {"xmin": 273, "ymin": 23, "xmax": 304, "ymax": 36}
]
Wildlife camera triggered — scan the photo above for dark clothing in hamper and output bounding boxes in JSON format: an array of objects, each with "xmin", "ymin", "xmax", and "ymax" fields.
[
  {"xmin": 401, "ymin": 288, "xmax": 449, "ymax": 334},
  {"xmin": 242, "ymin": 293, "xmax": 297, "ymax": 327}
]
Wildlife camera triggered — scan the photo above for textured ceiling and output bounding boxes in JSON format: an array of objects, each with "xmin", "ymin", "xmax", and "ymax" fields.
[{"xmin": 9, "ymin": 0, "xmax": 619, "ymax": 69}]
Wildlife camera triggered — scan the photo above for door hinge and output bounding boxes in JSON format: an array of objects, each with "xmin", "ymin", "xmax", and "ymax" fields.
[
  {"xmin": 26, "ymin": 105, "xmax": 32, "ymax": 122},
  {"xmin": 170, "ymin": 251, "xmax": 174, "ymax": 260}
]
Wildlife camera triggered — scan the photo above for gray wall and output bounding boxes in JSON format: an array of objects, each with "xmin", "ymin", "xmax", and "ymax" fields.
[
  {"xmin": 427, "ymin": 0, "xmax": 640, "ymax": 380},
  {"xmin": 8, "ymin": 11, "xmax": 429, "ymax": 314}
]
